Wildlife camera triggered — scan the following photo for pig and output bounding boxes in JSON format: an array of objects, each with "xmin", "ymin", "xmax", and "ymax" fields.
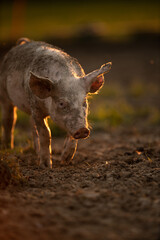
[{"xmin": 0, "ymin": 38, "xmax": 112, "ymax": 168}]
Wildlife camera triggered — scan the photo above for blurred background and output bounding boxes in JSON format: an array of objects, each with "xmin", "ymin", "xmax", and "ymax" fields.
[{"xmin": 0, "ymin": 0, "xmax": 160, "ymax": 142}]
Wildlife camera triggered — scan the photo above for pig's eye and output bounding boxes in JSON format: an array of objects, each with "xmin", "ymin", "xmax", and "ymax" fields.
[{"xmin": 58, "ymin": 100, "xmax": 68, "ymax": 110}]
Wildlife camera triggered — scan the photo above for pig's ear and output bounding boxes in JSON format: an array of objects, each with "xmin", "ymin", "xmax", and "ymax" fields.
[
  {"xmin": 29, "ymin": 72, "xmax": 54, "ymax": 99},
  {"xmin": 89, "ymin": 74, "xmax": 104, "ymax": 93},
  {"xmin": 83, "ymin": 62, "xmax": 112, "ymax": 94}
]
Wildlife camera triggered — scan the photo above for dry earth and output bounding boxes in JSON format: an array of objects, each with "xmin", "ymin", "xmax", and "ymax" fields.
[{"xmin": 0, "ymin": 128, "xmax": 160, "ymax": 240}]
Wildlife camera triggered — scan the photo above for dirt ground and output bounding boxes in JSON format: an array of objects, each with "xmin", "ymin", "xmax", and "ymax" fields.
[
  {"xmin": 0, "ymin": 128, "xmax": 160, "ymax": 240},
  {"xmin": 0, "ymin": 37, "xmax": 160, "ymax": 240}
]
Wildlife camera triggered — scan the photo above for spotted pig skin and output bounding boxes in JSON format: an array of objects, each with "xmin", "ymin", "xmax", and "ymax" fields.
[{"xmin": 0, "ymin": 38, "xmax": 112, "ymax": 168}]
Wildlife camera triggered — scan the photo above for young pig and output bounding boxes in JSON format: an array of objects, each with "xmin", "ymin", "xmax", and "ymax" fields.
[{"xmin": 0, "ymin": 38, "xmax": 112, "ymax": 168}]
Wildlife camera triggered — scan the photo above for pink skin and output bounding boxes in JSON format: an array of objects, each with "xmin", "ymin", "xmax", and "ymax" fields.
[
  {"xmin": 73, "ymin": 127, "xmax": 90, "ymax": 139},
  {"xmin": 90, "ymin": 75, "xmax": 104, "ymax": 93}
]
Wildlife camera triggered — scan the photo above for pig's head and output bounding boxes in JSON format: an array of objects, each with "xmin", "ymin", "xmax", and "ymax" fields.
[{"xmin": 29, "ymin": 62, "xmax": 112, "ymax": 139}]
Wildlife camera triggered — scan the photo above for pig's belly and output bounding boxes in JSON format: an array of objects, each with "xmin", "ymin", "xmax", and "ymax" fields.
[{"xmin": 7, "ymin": 74, "xmax": 31, "ymax": 114}]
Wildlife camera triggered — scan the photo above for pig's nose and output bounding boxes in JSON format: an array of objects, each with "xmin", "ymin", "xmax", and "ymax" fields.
[{"xmin": 73, "ymin": 128, "xmax": 90, "ymax": 139}]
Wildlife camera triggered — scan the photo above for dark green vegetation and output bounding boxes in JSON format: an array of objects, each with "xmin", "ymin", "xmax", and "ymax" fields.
[
  {"xmin": 1, "ymin": 0, "xmax": 160, "ymax": 41},
  {"xmin": 89, "ymin": 82, "xmax": 160, "ymax": 129}
]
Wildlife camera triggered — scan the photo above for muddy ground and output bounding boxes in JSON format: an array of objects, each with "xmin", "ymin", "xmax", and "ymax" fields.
[{"xmin": 0, "ymin": 37, "xmax": 160, "ymax": 240}]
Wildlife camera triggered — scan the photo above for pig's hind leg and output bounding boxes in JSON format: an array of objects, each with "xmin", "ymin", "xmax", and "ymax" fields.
[
  {"xmin": 1, "ymin": 102, "xmax": 17, "ymax": 149},
  {"xmin": 60, "ymin": 136, "xmax": 78, "ymax": 165}
]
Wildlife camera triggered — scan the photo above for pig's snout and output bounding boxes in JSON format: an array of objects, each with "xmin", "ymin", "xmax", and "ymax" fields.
[{"xmin": 73, "ymin": 128, "xmax": 90, "ymax": 139}]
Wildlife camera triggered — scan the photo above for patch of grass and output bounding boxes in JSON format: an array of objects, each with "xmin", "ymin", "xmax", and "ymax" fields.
[
  {"xmin": 14, "ymin": 128, "xmax": 32, "ymax": 147},
  {"xmin": 48, "ymin": 118, "xmax": 66, "ymax": 137},
  {"xmin": 129, "ymin": 82, "xmax": 160, "ymax": 98},
  {"xmin": 89, "ymin": 95, "xmax": 160, "ymax": 130},
  {"xmin": 149, "ymin": 108, "xmax": 160, "ymax": 125},
  {"xmin": 0, "ymin": 153, "xmax": 24, "ymax": 189},
  {"xmin": 16, "ymin": 110, "xmax": 30, "ymax": 128},
  {"xmin": 88, "ymin": 80, "xmax": 160, "ymax": 130},
  {"xmin": 134, "ymin": 107, "xmax": 151, "ymax": 118},
  {"xmin": 99, "ymin": 84, "xmax": 123, "ymax": 98},
  {"xmin": 129, "ymin": 81, "xmax": 146, "ymax": 97},
  {"xmin": 89, "ymin": 100, "xmax": 135, "ymax": 127}
]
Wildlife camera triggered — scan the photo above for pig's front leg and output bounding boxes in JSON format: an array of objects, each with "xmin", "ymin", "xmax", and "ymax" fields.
[
  {"xmin": 60, "ymin": 136, "xmax": 78, "ymax": 165},
  {"xmin": 33, "ymin": 116, "xmax": 52, "ymax": 168},
  {"xmin": 31, "ymin": 117, "xmax": 40, "ymax": 155}
]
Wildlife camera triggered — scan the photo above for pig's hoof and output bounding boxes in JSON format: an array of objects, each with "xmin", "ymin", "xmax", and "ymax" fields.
[
  {"xmin": 39, "ymin": 159, "xmax": 52, "ymax": 168},
  {"xmin": 60, "ymin": 160, "xmax": 68, "ymax": 166},
  {"xmin": 60, "ymin": 159, "xmax": 73, "ymax": 166}
]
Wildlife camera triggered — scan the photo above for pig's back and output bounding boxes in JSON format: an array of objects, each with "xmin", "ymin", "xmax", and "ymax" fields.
[
  {"xmin": 0, "ymin": 41, "xmax": 84, "ymax": 108},
  {"xmin": 0, "ymin": 41, "xmax": 59, "ymax": 74},
  {"xmin": 0, "ymin": 41, "xmax": 84, "ymax": 80}
]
